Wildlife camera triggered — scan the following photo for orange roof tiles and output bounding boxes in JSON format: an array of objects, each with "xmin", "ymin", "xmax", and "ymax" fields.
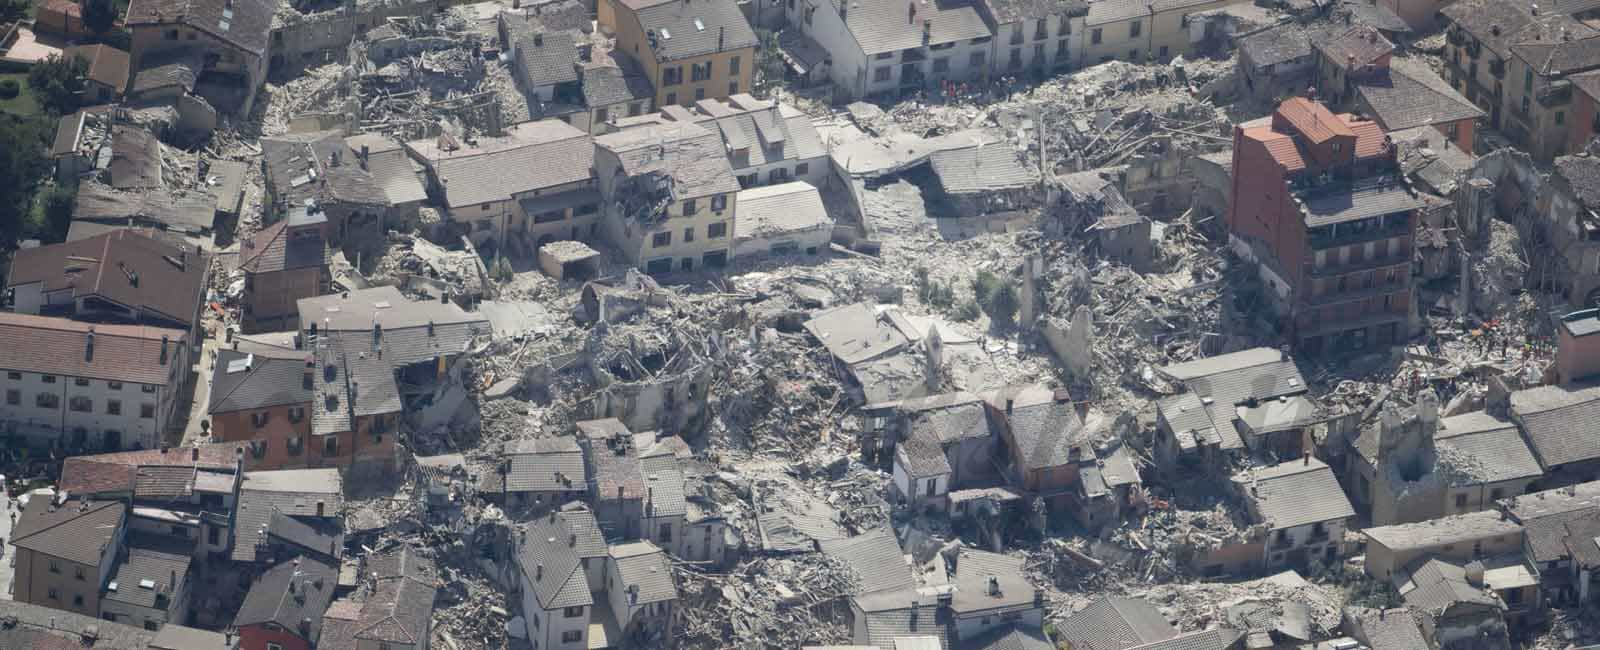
[
  {"xmin": 1276, "ymin": 97, "xmax": 1355, "ymax": 143},
  {"xmin": 1345, "ymin": 117, "xmax": 1388, "ymax": 159},
  {"xmin": 1243, "ymin": 127, "xmax": 1307, "ymax": 172}
]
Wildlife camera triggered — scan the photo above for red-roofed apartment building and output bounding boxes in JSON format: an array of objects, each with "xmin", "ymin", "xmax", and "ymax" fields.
[{"xmin": 1228, "ymin": 97, "xmax": 1425, "ymax": 354}]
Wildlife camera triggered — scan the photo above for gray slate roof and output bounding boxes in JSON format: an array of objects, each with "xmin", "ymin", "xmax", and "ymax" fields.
[
  {"xmin": 595, "ymin": 121, "xmax": 742, "ymax": 199},
  {"xmin": 735, "ymin": 182, "xmax": 831, "ymax": 240},
  {"xmin": 297, "ymin": 286, "xmax": 490, "ymax": 367},
  {"xmin": 949, "ymin": 549, "xmax": 1037, "ymax": 615},
  {"xmin": 608, "ymin": 541, "xmax": 678, "ymax": 604},
  {"xmin": 9, "ymin": 498, "xmax": 125, "ymax": 566},
  {"xmin": 1397, "ymin": 558, "xmax": 1504, "ymax": 615},
  {"xmin": 1241, "ymin": 23, "xmax": 1321, "ymax": 67},
  {"xmin": 345, "ymin": 134, "xmax": 427, "ymax": 206},
  {"xmin": 105, "ymin": 537, "xmax": 192, "ymax": 610},
  {"xmin": 267, "ymin": 510, "xmax": 341, "ymax": 559},
  {"xmin": 125, "ymin": 0, "xmax": 275, "ymax": 55},
  {"xmin": 632, "ymin": 0, "xmax": 759, "ymax": 62},
  {"xmin": 406, "ymin": 119, "xmax": 594, "ymax": 209},
  {"xmin": 0, "ymin": 599, "xmax": 155, "ymax": 648},
  {"xmin": 209, "ymin": 349, "xmax": 312, "ymax": 414},
  {"xmin": 234, "ymin": 556, "xmax": 339, "ymax": 639},
  {"xmin": 1556, "ymin": 153, "xmax": 1600, "ymax": 210},
  {"xmin": 899, "ymin": 436, "xmax": 953, "ymax": 477},
  {"xmin": 1299, "ymin": 178, "xmax": 1433, "ymax": 228},
  {"xmin": 1238, "ymin": 458, "xmax": 1354, "ymax": 530},
  {"xmin": 1007, "ymin": 398, "xmax": 1088, "ymax": 471},
  {"xmin": 804, "ymin": 301, "xmax": 910, "ymax": 365},
  {"xmin": 829, "ymin": 0, "xmax": 991, "ymax": 54},
  {"xmin": 581, "ymin": 60, "xmax": 656, "ymax": 108},
  {"xmin": 1434, "ymin": 411, "xmax": 1544, "ymax": 485},
  {"xmin": 1085, "ymin": 0, "xmax": 1228, "ymax": 26},
  {"xmin": 1354, "ymin": 58, "xmax": 1484, "ymax": 132},
  {"xmin": 1345, "ymin": 607, "xmax": 1428, "ymax": 650},
  {"xmin": 820, "ymin": 528, "xmax": 916, "ymax": 595},
  {"xmin": 984, "ymin": 0, "xmax": 1087, "ymax": 23},
  {"xmin": 232, "ymin": 469, "xmax": 344, "ymax": 563},
  {"xmin": 517, "ymin": 510, "xmax": 595, "ymax": 610},
  {"xmin": 959, "ymin": 625, "xmax": 1055, "ymax": 650},
  {"xmin": 1054, "ymin": 596, "xmax": 1178, "ymax": 650},
  {"xmin": 929, "ymin": 143, "xmax": 1041, "ymax": 195},
  {"xmin": 262, "ymin": 130, "xmax": 390, "ymax": 209},
  {"xmin": 503, "ymin": 437, "xmax": 588, "ymax": 493},
  {"xmin": 1124, "ymin": 628, "xmax": 1244, "ymax": 650},
  {"xmin": 1364, "ymin": 510, "xmax": 1524, "ymax": 550},
  {"xmin": 513, "ymin": 30, "xmax": 580, "ymax": 88},
  {"xmin": 1511, "ymin": 382, "xmax": 1600, "ymax": 468}
]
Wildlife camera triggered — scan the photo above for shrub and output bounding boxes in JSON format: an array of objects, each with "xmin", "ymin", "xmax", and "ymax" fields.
[{"xmin": 0, "ymin": 80, "xmax": 18, "ymax": 100}]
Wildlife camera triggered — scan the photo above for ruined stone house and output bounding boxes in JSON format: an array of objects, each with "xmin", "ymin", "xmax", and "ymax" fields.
[
  {"xmin": 1235, "ymin": 456, "xmax": 1355, "ymax": 571},
  {"xmin": 125, "ymin": 0, "xmax": 275, "ymax": 114},
  {"xmin": 594, "ymin": 121, "xmax": 740, "ymax": 273}
]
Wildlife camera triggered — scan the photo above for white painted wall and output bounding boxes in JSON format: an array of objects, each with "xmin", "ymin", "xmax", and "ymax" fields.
[{"xmin": 0, "ymin": 369, "xmax": 176, "ymax": 450}]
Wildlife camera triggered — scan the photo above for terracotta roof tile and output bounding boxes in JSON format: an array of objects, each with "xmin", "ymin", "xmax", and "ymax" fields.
[
  {"xmin": 0, "ymin": 313, "xmax": 184, "ymax": 385},
  {"xmin": 1275, "ymin": 97, "xmax": 1355, "ymax": 143}
]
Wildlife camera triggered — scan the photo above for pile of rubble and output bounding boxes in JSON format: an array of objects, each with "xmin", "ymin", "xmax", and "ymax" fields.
[{"xmin": 675, "ymin": 554, "xmax": 860, "ymax": 649}]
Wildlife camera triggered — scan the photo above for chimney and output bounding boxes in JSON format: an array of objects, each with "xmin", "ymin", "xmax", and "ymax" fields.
[
  {"xmin": 169, "ymin": 570, "xmax": 176, "ymax": 591},
  {"xmin": 1465, "ymin": 560, "xmax": 1486, "ymax": 586},
  {"xmin": 299, "ymin": 618, "xmax": 311, "ymax": 636},
  {"xmin": 569, "ymin": 533, "xmax": 577, "ymax": 546},
  {"xmin": 427, "ymin": 320, "xmax": 436, "ymax": 337},
  {"xmin": 85, "ymin": 328, "xmax": 95, "ymax": 362},
  {"xmin": 1303, "ymin": 451, "xmax": 1311, "ymax": 465},
  {"xmin": 536, "ymin": 563, "xmax": 544, "ymax": 580},
  {"xmin": 908, "ymin": 1, "xmax": 915, "ymax": 23},
  {"xmin": 372, "ymin": 322, "xmax": 383, "ymax": 351},
  {"xmin": 159, "ymin": 336, "xmax": 169, "ymax": 365},
  {"xmin": 987, "ymin": 575, "xmax": 1000, "ymax": 596},
  {"xmin": 191, "ymin": 447, "xmax": 199, "ymax": 461},
  {"xmin": 359, "ymin": 145, "xmax": 369, "ymax": 170}
]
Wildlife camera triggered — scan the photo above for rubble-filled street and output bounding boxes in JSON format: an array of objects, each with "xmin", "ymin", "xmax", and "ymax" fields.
[{"xmin": 11, "ymin": 0, "xmax": 1600, "ymax": 647}]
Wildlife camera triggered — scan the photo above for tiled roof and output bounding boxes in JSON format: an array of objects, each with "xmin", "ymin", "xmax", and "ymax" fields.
[
  {"xmin": 1085, "ymin": 0, "xmax": 1227, "ymax": 25},
  {"xmin": 803, "ymin": 301, "xmax": 910, "ymax": 366},
  {"xmin": 1434, "ymin": 412, "xmax": 1544, "ymax": 485},
  {"xmin": 632, "ymin": 0, "xmax": 759, "ymax": 62},
  {"xmin": 124, "ymin": 0, "xmax": 276, "ymax": 55},
  {"xmin": 268, "ymin": 510, "xmax": 341, "ymax": 559},
  {"xmin": 0, "ymin": 599, "xmax": 156, "ymax": 648},
  {"xmin": 232, "ymin": 469, "xmax": 344, "ymax": 562},
  {"xmin": 209, "ymin": 349, "xmax": 313, "ymax": 413},
  {"xmin": 296, "ymin": 286, "xmax": 490, "ymax": 367},
  {"xmin": 8, "ymin": 229, "xmax": 206, "ymax": 328},
  {"xmin": 1276, "ymin": 97, "xmax": 1355, "ymax": 143},
  {"xmin": 959, "ymin": 625, "xmax": 1055, "ymax": 650},
  {"xmin": 949, "ymin": 549, "xmax": 1037, "ymax": 615},
  {"xmin": 234, "ymin": 556, "xmax": 339, "ymax": 639},
  {"xmin": 107, "ymin": 125, "xmax": 160, "ymax": 190},
  {"xmin": 735, "ymin": 181, "xmax": 831, "ymax": 241},
  {"xmin": 898, "ymin": 436, "xmax": 953, "ymax": 477},
  {"xmin": 0, "ymin": 312, "xmax": 184, "ymax": 386},
  {"xmin": 1354, "ymin": 58, "xmax": 1484, "ymax": 132},
  {"xmin": 1337, "ymin": 0, "xmax": 1409, "ymax": 33},
  {"xmin": 511, "ymin": 30, "xmax": 580, "ymax": 87},
  {"xmin": 1346, "ymin": 607, "xmax": 1428, "ymax": 650},
  {"xmin": 1300, "ymin": 178, "xmax": 1433, "ymax": 228},
  {"xmin": 581, "ymin": 60, "xmax": 656, "ymax": 108},
  {"xmin": 61, "ymin": 459, "xmax": 140, "ymax": 496},
  {"xmin": 985, "ymin": 0, "xmax": 1087, "ymax": 23},
  {"xmin": 1123, "ymin": 628, "xmax": 1244, "ymax": 650},
  {"xmin": 609, "ymin": 540, "xmax": 679, "ymax": 604},
  {"xmin": 149, "ymin": 624, "xmax": 235, "ymax": 649},
  {"xmin": 263, "ymin": 130, "xmax": 390, "ymax": 209},
  {"xmin": 596, "ymin": 121, "xmax": 742, "ymax": 200},
  {"xmin": 104, "ymin": 537, "xmax": 192, "ymax": 610},
  {"xmin": 820, "ymin": 0, "xmax": 990, "ymax": 55},
  {"xmin": 502, "ymin": 436, "xmax": 588, "ymax": 492},
  {"xmin": 518, "ymin": 510, "xmax": 594, "ymax": 610},
  {"xmin": 557, "ymin": 502, "xmax": 609, "ymax": 558},
  {"xmin": 1056, "ymin": 595, "xmax": 1184, "ymax": 650},
  {"xmin": 1523, "ymin": 509, "xmax": 1596, "ymax": 562},
  {"xmin": 820, "ymin": 528, "xmax": 916, "ymax": 595},
  {"xmin": 929, "ymin": 142, "xmax": 1041, "ymax": 195},
  {"xmin": 1238, "ymin": 458, "xmax": 1355, "ymax": 530},
  {"xmin": 855, "ymin": 592, "xmax": 949, "ymax": 649},
  {"xmin": 1241, "ymin": 23, "xmax": 1321, "ymax": 67},
  {"xmin": 128, "ymin": 51, "xmax": 200, "ymax": 95},
  {"xmin": 1241, "ymin": 126, "xmax": 1305, "ymax": 172},
  {"xmin": 1555, "ymin": 153, "xmax": 1600, "ymax": 210},
  {"xmin": 67, "ymin": 44, "xmax": 130, "ymax": 95},
  {"xmin": 10, "ymin": 498, "xmax": 126, "ymax": 566},
  {"xmin": 1396, "ymin": 558, "xmax": 1504, "ymax": 615},
  {"xmin": 345, "ymin": 134, "xmax": 428, "ymax": 206},
  {"xmin": 578, "ymin": 419, "xmax": 648, "ymax": 502},
  {"xmin": 1314, "ymin": 24, "xmax": 1393, "ymax": 70},
  {"xmin": 406, "ymin": 119, "xmax": 594, "ymax": 209},
  {"xmin": 239, "ymin": 219, "xmax": 330, "ymax": 275},
  {"xmin": 1364, "ymin": 510, "xmax": 1523, "ymax": 550},
  {"xmin": 1512, "ymin": 382, "xmax": 1600, "ymax": 468},
  {"xmin": 318, "ymin": 548, "xmax": 437, "ymax": 649},
  {"xmin": 73, "ymin": 182, "xmax": 218, "ymax": 234},
  {"xmin": 1006, "ymin": 398, "xmax": 1088, "ymax": 471},
  {"xmin": 134, "ymin": 465, "xmax": 196, "ymax": 498},
  {"xmin": 641, "ymin": 452, "xmax": 688, "ymax": 517}
]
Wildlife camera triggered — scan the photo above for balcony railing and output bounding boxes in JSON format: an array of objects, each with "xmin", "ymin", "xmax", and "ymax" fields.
[
  {"xmin": 1303, "ymin": 278, "xmax": 1409, "ymax": 307},
  {"xmin": 1306, "ymin": 251, "xmax": 1410, "ymax": 278}
]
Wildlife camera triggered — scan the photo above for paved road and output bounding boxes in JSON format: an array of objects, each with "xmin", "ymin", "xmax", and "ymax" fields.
[{"xmin": 182, "ymin": 337, "xmax": 222, "ymax": 446}]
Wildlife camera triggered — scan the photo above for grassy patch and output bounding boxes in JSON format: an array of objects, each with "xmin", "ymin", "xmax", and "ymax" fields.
[{"xmin": 0, "ymin": 72, "xmax": 39, "ymax": 117}]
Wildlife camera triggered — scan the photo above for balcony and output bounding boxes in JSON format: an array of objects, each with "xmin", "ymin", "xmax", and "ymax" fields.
[
  {"xmin": 1306, "ymin": 250, "xmax": 1411, "ymax": 278},
  {"xmin": 1303, "ymin": 278, "xmax": 1408, "ymax": 307},
  {"xmin": 1307, "ymin": 216, "xmax": 1411, "ymax": 250},
  {"xmin": 1538, "ymin": 79, "xmax": 1573, "ymax": 107}
]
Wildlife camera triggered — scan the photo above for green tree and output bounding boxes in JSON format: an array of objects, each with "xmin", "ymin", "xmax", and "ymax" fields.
[
  {"xmin": 27, "ymin": 54, "xmax": 88, "ymax": 116},
  {"xmin": 82, "ymin": 0, "xmax": 119, "ymax": 35},
  {"xmin": 971, "ymin": 270, "xmax": 1020, "ymax": 328},
  {"xmin": 0, "ymin": 115, "xmax": 53, "ymax": 248},
  {"xmin": 40, "ymin": 182, "xmax": 77, "ymax": 241}
]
